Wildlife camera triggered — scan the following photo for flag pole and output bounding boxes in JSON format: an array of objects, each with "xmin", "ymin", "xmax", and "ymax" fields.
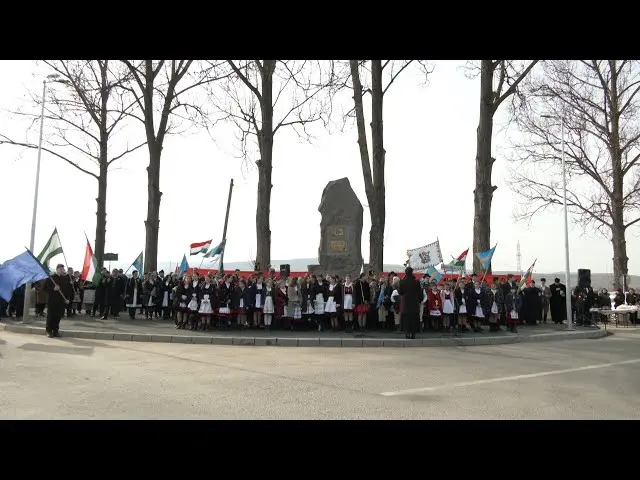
[
  {"xmin": 55, "ymin": 227, "xmax": 70, "ymax": 270},
  {"xmin": 219, "ymin": 178, "xmax": 234, "ymax": 274}
]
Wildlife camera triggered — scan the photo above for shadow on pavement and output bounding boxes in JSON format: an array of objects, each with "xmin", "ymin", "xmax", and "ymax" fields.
[{"xmin": 18, "ymin": 343, "xmax": 94, "ymax": 356}]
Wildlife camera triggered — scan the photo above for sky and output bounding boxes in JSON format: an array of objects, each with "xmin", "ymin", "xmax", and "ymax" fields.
[{"xmin": 0, "ymin": 60, "xmax": 637, "ymax": 277}]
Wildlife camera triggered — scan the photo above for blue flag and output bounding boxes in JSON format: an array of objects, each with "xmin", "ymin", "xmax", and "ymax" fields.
[
  {"xmin": 132, "ymin": 252, "xmax": 143, "ymax": 275},
  {"xmin": 0, "ymin": 250, "xmax": 49, "ymax": 302},
  {"xmin": 179, "ymin": 254, "xmax": 189, "ymax": 274},
  {"xmin": 425, "ymin": 265, "xmax": 442, "ymax": 283},
  {"xmin": 476, "ymin": 245, "xmax": 497, "ymax": 270}
]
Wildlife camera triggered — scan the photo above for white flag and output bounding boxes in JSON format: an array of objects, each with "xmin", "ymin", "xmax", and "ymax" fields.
[{"xmin": 407, "ymin": 240, "xmax": 443, "ymax": 272}]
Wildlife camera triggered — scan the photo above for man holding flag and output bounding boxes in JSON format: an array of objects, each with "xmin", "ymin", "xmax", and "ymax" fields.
[{"xmin": 44, "ymin": 263, "xmax": 74, "ymax": 337}]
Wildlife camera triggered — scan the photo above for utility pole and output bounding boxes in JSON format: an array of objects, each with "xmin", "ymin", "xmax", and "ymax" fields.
[
  {"xmin": 219, "ymin": 178, "xmax": 234, "ymax": 273},
  {"xmin": 516, "ymin": 241, "xmax": 522, "ymax": 273}
]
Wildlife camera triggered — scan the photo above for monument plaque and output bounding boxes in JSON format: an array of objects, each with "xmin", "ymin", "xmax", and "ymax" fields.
[{"xmin": 308, "ymin": 177, "xmax": 363, "ymax": 278}]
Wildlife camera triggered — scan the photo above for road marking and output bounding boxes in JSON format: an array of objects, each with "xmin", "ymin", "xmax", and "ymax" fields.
[{"xmin": 379, "ymin": 358, "xmax": 640, "ymax": 397}]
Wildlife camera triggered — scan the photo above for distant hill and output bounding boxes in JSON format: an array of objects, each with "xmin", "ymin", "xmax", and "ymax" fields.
[{"xmin": 150, "ymin": 257, "xmax": 637, "ymax": 290}]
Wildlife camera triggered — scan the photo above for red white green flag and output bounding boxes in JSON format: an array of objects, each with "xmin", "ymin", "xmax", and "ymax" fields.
[
  {"xmin": 519, "ymin": 259, "xmax": 537, "ymax": 290},
  {"xmin": 190, "ymin": 240, "xmax": 212, "ymax": 256},
  {"xmin": 445, "ymin": 248, "xmax": 469, "ymax": 269}
]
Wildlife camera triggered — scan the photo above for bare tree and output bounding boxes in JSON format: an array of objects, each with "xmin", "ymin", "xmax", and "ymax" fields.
[
  {"xmin": 346, "ymin": 60, "xmax": 432, "ymax": 274},
  {"xmin": 120, "ymin": 60, "xmax": 227, "ymax": 272},
  {"xmin": 508, "ymin": 60, "xmax": 640, "ymax": 287},
  {"xmin": 467, "ymin": 60, "xmax": 538, "ymax": 274},
  {"xmin": 210, "ymin": 60, "xmax": 336, "ymax": 269},
  {"xmin": 0, "ymin": 60, "xmax": 142, "ymax": 268}
]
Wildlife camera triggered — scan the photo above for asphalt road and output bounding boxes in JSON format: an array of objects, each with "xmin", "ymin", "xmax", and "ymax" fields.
[{"xmin": 1, "ymin": 328, "xmax": 639, "ymax": 419}]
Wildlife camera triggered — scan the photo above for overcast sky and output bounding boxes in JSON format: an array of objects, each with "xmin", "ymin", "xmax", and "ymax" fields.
[{"xmin": 0, "ymin": 60, "xmax": 637, "ymax": 276}]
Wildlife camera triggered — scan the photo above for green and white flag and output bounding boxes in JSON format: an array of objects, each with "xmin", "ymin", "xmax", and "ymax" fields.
[{"xmin": 37, "ymin": 227, "xmax": 64, "ymax": 268}]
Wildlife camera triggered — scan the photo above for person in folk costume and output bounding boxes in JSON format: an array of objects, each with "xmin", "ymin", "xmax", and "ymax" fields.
[
  {"xmin": 300, "ymin": 275, "xmax": 315, "ymax": 328},
  {"xmin": 324, "ymin": 275, "xmax": 341, "ymax": 332},
  {"xmin": 275, "ymin": 279, "xmax": 288, "ymax": 329},
  {"xmin": 286, "ymin": 277, "xmax": 302, "ymax": 331},
  {"xmin": 549, "ymin": 277, "xmax": 567, "ymax": 324},
  {"xmin": 466, "ymin": 278, "xmax": 486, "ymax": 333},
  {"xmin": 232, "ymin": 278, "xmax": 253, "ymax": 329},
  {"xmin": 367, "ymin": 279, "xmax": 378, "ymax": 328},
  {"xmin": 626, "ymin": 288, "xmax": 638, "ymax": 324},
  {"xmin": 92, "ymin": 268, "xmax": 107, "ymax": 318},
  {"xmin": 487, "ymin": 278, "xmax": 503, "ymax": 332},
  {"xmin": 34, "ymin": 279, "xmax": 48, "ymax": 317},
  {"xmin": 378, "ymin": 276, "xmax": 393, "ymax": 330},
  {"xmin": 217, "ymin": 274, "xmax": 234, "ymax": 328},
  {"xmin": 419, "ymin": 279, "xmax": 428, "ymax": 331},
  {"xmin": 175, "ymin": 274, "xmax": 193, "ymax": 329},
  {"xmin": 251, "ymin": 274, "xmax": 265, "ymax": 328},
  {"xmin": 159, "ymin": 273, "xmax": 173, "ymax": 320},
  {"xmin": 101, "ymin": 270, "xmax": 118, "ymax": 319},
  {"xmin": 505, "ymin": 285, "xmax": 522, "ymax": 333},
  {"xmin": 440, "ymin": 280, "xmax": 455, "ymax": 332},
  {"xmin": 427, "ymin": 282, "xmax": 443, "ymax": 330},
  {"xmin": 262, "ymin": 278, "xmax": 276, "ymax": 330},
  {"xmin": 312, "ymin": 275, "xmax": 326, "ymax": 332},
  {"xmin": 142, "ymin": 272, "xmax": 157, "ymax": 320},
  {"xmin": 188, "ymin": 271, "xmax": 203, "ymax": 329},
  {"xmin": 43, "ymin": 264, "xmax": 74, "ymax": 337},
  {"xmin": 353, "ymin": 273, "xmax": 371, "ymax": 332},
  {"xmin": 390, "ymin": 276, "xmax": 402, "ymax": 332},
  {"xmin": 65, "ymin": 267, "xmax": 76, "ymax": 317},
  {"xmin": 72, "ymin": 271, "xmax": 84, "ymax": 315},
  {"xmin": 453, "ymin": 279, "xmax": 468, "ymax": 332},
  {"xmin": 125, "ymin": 270, "xmax": 143, "ymax": 319},
  {"xmin": 197, "ymin": 274, "xmax": 216, "ymax": 331},
  {"xmin": 342, "ymin": 275, "xmax": 355, "ymax": 332}
]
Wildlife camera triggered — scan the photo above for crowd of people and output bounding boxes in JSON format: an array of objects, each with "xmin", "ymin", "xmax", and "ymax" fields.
[{"xmin": 1, "ymin": 266, "xmax": 637, "ymax": 334}]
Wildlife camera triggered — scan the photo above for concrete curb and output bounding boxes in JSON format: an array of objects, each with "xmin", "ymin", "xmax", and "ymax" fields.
[{"xmin": 0, "ymin": 322, "xmax": 611, "ymax": 347}]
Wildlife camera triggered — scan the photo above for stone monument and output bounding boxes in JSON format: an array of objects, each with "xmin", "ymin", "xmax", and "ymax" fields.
[{"xmin": 308, "ymin": 177, "xmax": 364, "ymax": 279}]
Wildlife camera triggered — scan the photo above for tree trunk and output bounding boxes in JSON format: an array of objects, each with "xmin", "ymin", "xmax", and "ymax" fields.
[
  {"xmin": 144, "ymin": 143, "xmax": 162, "ymax": 273},
  {"xmin": 472, "ymin": 60, "xmax": 497, "ymax": 274},
  {"xmin": 95, "ymin": 146, "xmax": 108, "ymax": 269},
  {"xmin": 608, "ymin": 61, "xmax": 628, "ymax": 289},
  {"xmin": 256, "ymin": 62, "xmax": 275, "ymax": 270},
  {"xmin": 370, "ymin": 60, "xmax": 385, "ymax": 274},
  {"xmin": 350, "ymin": 61, "xmax": 379, "ymax": 273}
]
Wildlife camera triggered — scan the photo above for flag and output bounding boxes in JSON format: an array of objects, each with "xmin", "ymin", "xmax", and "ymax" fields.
[
  {"xmin": 448, "ymin": 248, "xmax": 469, "ymax": 268},
  {"xmin": 0, "ymin": 250, "xmax": 49, "ymax": 302},
  {"xmin": 425, "ymin": 265, "xmax": 442, "ymax": 283},
  {"xmin": 476, "ymin": 244, "xmax": 497, "ymax": 270},
  {"xmin": 80, "ymin": 238, "xmax": 101, "ymax": 287},
  {"xmin": 203, "ymin": 240, "xmax": 225, "ymax": 259},
  {"xmin": 179, "ymin": 254, "xmax": 189, "ymax": 274},
  {"xmin": 406, "ymin": 240, "xmax": 442, "ymax": 272},
  {"xmin": 37, "ymin": 227, "xmax": 64, "ymax": 269},
  {"xmin": 190, "ymin": 240, "xmax": 212, "ymax": 256},
  {"xmin": 131, "ymin": 252, "xmax": 143, "ymax": 274},
  {"xmin": 519, "ymin": 259, "xmax": 537, "ymax": 290}
]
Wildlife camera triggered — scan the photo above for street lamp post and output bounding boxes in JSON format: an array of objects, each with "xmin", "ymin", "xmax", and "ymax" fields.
[
  {"xmin": 542, "ymin": 114, "xmax": 573, "ymax": 330},
  {"xmin": 22, "ymin": 73, "xmax": 61, "ymax": 321}
]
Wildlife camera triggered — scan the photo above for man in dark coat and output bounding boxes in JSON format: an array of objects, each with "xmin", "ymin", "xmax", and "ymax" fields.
[
  {"xmin": 45, "ymin": 264, "xmax": 73, "ymax": 338},
  {"xmin": 398, "ymin": 267, "xmax": 422, "ymax": 339},
  {"xmin": 522, "ymin": 280, "xmax": 542, "ymax": 325},
  {"xmin": 549, "ymin": 277, "xmax": 567, "ymax": 324}
]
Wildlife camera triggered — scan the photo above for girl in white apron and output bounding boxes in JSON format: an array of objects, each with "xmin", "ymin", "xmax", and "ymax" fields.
[
  {"xmin": 262, "ymin": 279, "xmax": 275, "ymax": 330},
  {"xmin": 488, "ymin": 281, "xmax": 500, "ymax": 332},
  {"xmin": 325, "ymin": 275, "xmax": 339, "ymax": 332},
  {"xmin": 455, "ymin": 280, "xmax": 469, "ymax": 332},
  {"xmin": 342, "ymin": 276, "xmax": 354, "ymax": 332},
  {"xmin": 441, "ymin": 281, "xmax": 455, "ymax": 332},
  {"xmin": 198, "ymin": 275, "xmax": 215, "ymax": 331},
  {"xmin": 252, "ymin": 275, "xmax": 264, "ymax": 328}
]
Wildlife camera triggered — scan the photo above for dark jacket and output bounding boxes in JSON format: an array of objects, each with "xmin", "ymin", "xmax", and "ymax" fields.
[
  {"xmin": 353, "ymin": 279, "xmax": 370, "ymax": 305},
  {"xmin": 125, "ymin": 277, "xmax": 143, "ymax": 303},
  {"xmin": 398, "ymin": 274, "xmax": 421, "ymax": 315},
  {"xmin": 45, "ymin": 274, "xmax": 73, "ymax": 309}
]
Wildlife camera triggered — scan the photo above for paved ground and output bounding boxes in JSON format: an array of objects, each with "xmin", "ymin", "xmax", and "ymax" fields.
[{"xmin": 1, "ymin": 326, "xmax": 639, "ymax": 419}]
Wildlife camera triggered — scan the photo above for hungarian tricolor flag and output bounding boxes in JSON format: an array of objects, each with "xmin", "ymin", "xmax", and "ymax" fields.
[
  {"xmin": 519, "ymin": 259, "xmax": 537, "ymax": 291},
  {"xmin": 80, "ymin": 237, "xmax": 101, "ymax": 287},
  {"xmin": 190, "ymin": 240, "xmax": 212, "ymax": 256},
  {"xmin": 445, "ymin": 248, "xmax": 469, "ymax": 269}
]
